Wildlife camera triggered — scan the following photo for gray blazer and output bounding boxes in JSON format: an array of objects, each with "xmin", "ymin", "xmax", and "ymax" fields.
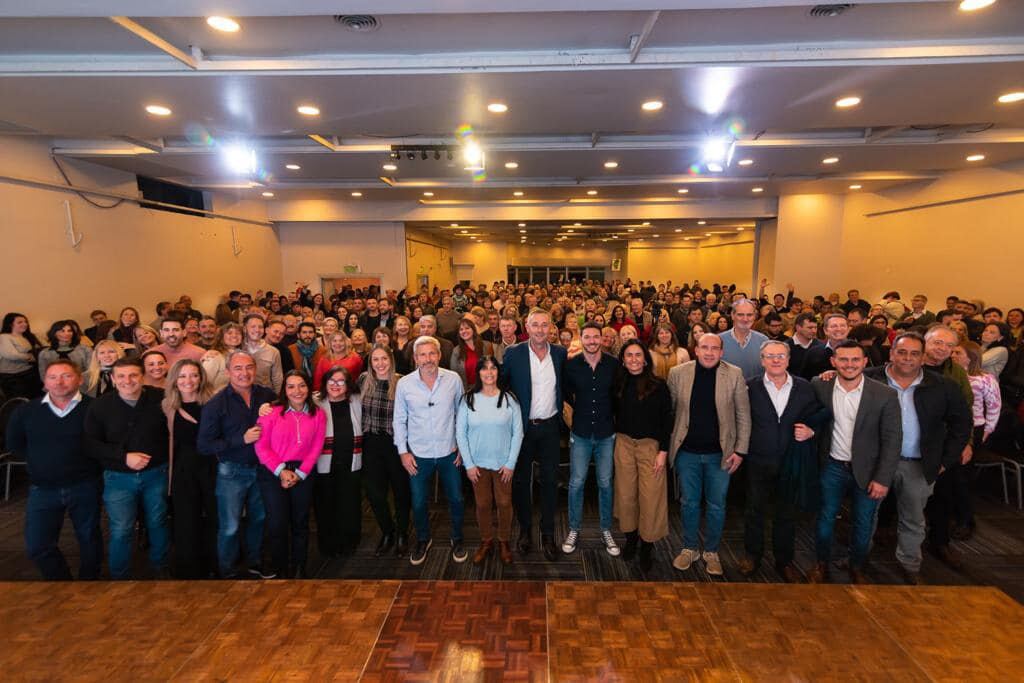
[
  {"xmin": 811, "ymin": 376, "xmax": 903, "ymax": 489},
  {"xmin": 666, "ymin": 360, "xmax": 751, "ymax": 468}
]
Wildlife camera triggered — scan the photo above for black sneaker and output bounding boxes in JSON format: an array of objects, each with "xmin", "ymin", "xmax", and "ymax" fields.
[
  {"xmin": 451, "ymin": 539, "xmax": 468, "ymax": 563},
  {"xmin": 247, "ymin": 564, "xmax": 277, "ymax": 580},
  {"xmin": 410, "ymin": 538, "xmax": 432, "ymax": 565}
]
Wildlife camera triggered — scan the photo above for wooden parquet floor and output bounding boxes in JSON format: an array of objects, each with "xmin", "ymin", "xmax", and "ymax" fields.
[{"xmin": 2, "ymin": 580, "xmax": 1022, "ymax": 682}]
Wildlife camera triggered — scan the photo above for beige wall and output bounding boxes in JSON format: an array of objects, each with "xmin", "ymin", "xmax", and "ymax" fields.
[
  {"xmin": 453, "ymin": 241, "xmax": 508, "ymax": 286},
  {"xmin": 0, "ymin": 135, "xmax": 279, "ymax": 330},
  {"xmin": 405, "ymin": 228, "xmax": 455, "ymax": 292},
  {"xmin": 772, "ymin": 193, "xmax": 846, "ymax": 301},
  {"xmin": 277, "ymin": 221, "xmax": 405, "ymax": 294},
  {"xmin": 627, "ymin": 235, "xmax": 756, "ymax": 290}
]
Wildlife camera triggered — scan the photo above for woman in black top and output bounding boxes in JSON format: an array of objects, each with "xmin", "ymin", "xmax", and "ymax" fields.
[
  {"xmin": 162, "ymin": 359, "xmax": 216, "ymax": 579},
  {"xmin": 314, "ymin": 365, "xmax": 363, "ymax": 559},
  {"xmin": 110, "ymin": 307, "xmax": 140, "ymax": 347},
  {"xmin": 613, "ymin": 339, "xmax": 673, "ymax": 571}
]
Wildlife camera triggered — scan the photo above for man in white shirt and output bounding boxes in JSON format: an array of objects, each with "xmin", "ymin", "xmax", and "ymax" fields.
[{"xmin": 809, "ymin": 340, "xmax": 902, "ymax": 584}]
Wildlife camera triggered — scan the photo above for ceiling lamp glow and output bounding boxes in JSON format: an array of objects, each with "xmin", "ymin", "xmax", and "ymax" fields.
[
  {"xmin": 513, "ymin": 191, "xmax": 524, "ymax": 197},
  {"xmin": 285, "ymin": 164, "xmax": 300, "ymax": 170},
  {"xmin": 641, "ymin": 100, "xmax": 663, "ymax": 111},
  {"xmin": 223, "ymin": 145, "xmax": 257, "ymax": 174},
  {"xmin": 296, "ymin": 105, "xmax": 320, "ymax": 116},
  {"xmin": 822, "ymin": 156, "xmax": 840, "ymax": 164},
  {"xmin": 261, "ymin": 191, "xmax": 274, "ymax": 197},
  {"xmin": 487, "ymin": 102, "xmax": 508, "ymax": 113},
  {"xmin": 835, "ymin": 96, "xmax": 861, "ymax": 108},
  {"xmin": 751, "ymin": 187, "xmax": 764, "ymax": 193},
  {"xmin": 677, "ymin": 188, "xmax": 689, "ymax": 194},
  {"xmin": 849, "ymin": 184, "xmax": 862, "ymax": 190},
  {"xmin": 998, "ymin": 91, "xmax": 1024, "ymax": 103},
  {"xmin": 587, "ymin": 190, "xmax": 598, "ymax": 196},
  {"xmin": 144, "ymin": 104, "xmax": 172, "ymax": 116},
  {"xmin": 604, "ymin": 161, "xmax": 619, "ymax": 169},
  {"xmin": 206, "ymin": 16, "xmax": 240, "ymax": 32},
  {"xmin": 422, "ymin": 191, "xmax": 434, "ymax": 197},
  {"xmin": 966, "ymin": 154, "xmax": 986, "ymax": 161},
  {"xmin": 959, "ymin": 0, "xmax": 996, "ymax": 10},
  {"xmin": 737, "ymin": 159, "xmax": 753, "ymax": 166},
  {"xmin": 504, "ymin": 161, "xmax": 519, "ymax": 169},
  {"xmin": 382, "ymin": 163, "xmax": 397, "ymax": 171},
  {"xmin": 351, "ymin": 192, "xmax": 362, "ymax": 197}
]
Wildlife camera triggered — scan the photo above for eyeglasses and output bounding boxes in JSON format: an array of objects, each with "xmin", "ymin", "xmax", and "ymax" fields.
[
  {"xmin": 760, "ymin": 354, "xmax": 787, "ymax": 361},
  {"xmin": 326, "ymin": 379, "xmax": 347, "ymax": 386}
]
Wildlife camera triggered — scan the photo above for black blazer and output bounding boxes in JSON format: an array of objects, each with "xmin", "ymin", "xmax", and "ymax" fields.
[
  {"xmin": 801, "ymin": 341, "xmax": 836, "ymax": 380},
  {"xmin": 499, "ymin": 341, "xmax": 568, "ymax": 426},
  {"xmin": 811, "ymin": 376, "xmax": 902, "ymax": 490},
  {"xmin": 864, "ymin": 366, "xmax": 972, "ymax": 484},
  {"xmin": 746, "ymin": 375, "xmax": 825, "ymax": 463}
]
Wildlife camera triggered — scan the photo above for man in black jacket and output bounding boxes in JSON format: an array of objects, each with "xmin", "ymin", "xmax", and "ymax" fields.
[
  {"xmin": 6, "ymin": 360, "xmax": 102, "ymax": 580},
  {"xmin": 740, "ymin": 340, "xmax": 823, "ymax": 582},
  {"xmin": 84, "ymin": 357, "xmax": 169, "ymax": 579},
  {"xmin": 801, "ymin": 313, "xmax": 849, "ymax": 379},
  {"xmin": 864, "ymin": 331, "xmax": 971, "ymax": 584}
]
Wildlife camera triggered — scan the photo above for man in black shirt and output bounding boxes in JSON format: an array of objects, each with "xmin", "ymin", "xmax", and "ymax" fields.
[{"xmin": 561, "ymin": 322, "xmax": 621, "ymax": 557}]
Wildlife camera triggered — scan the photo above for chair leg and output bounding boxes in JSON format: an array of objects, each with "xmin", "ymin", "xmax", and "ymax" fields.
[
  {"xmin": 1001, "ymin": 462, "xmax": 1009, "ymax": 506},
  {"xmin": 4, "ymin": 463, "xmax": 10, "ymax": 502}
]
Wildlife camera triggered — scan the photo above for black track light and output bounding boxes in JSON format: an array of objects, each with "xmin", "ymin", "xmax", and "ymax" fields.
[
  {"xmin": 421, "ymin": 150, "xmax": 428, "ymax": 160},
  {"xmin": 434, "ymin": 150, "xmax": 441, "ymax": 160}
]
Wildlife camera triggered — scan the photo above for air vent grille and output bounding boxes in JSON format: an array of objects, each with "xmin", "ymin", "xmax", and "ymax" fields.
[
  {"xmin": 334, "ymin": 15, "xmax": 381, "ymax": 32},
  {"xmin": 809, "ymin": 4, "xmax": 855, "ymax": 17}
]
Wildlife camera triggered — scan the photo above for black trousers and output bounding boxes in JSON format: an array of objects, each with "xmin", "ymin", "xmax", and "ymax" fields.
[
  {"xmin": 362, "ymin": 432, "xmax": 411, "ymax": 537},
  {"xmin": 743, "ymin": 459, "xmax": 797, "ymax": 569},
  {"xmin": 257, "ymin": 465, "xmax": 314, "ymax": 575},
  {"xmin": 512, "ymin": 417, "xmax": 560, "ymax": 537},
  {"xmin": 953, "ymin": 426, "xmax": 985, "ymax": 528},
  {"xmin": 926, "ymin": 463, "xmax": 958, "ymax": 549},
  {"xmin": 313, "ymin": 455, "xmax": 362, "ymax": 555},
  {"xmin": 171, "ymin": 453, "xmax": 218, "ymax": 579}
]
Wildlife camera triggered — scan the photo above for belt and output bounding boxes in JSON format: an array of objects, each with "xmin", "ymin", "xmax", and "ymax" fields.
[
  {"xmin": 829, "ymin": 457, "xmax": 853, "ymax": 469},
  {"xmin": 528, "ymin": 415, "xmax": 558, "ymax": 426},
  {"xmin": 899, "ymin": 456, "xmax": 921, "ymax": 462}
]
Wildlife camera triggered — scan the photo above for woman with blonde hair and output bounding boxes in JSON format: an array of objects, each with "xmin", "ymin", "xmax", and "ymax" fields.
[
  {"xmin": 132, "ymin": 324, "xmax": 161, "ymax": 356},
  {"xmin": 313, "ymin": 331, "xmax": 363, "ymax": 390},
  {"xmin": 162, "ymin": 359, "xmax": 217, "ymax": 578},
  {"xmin": 84, "ymin": 339, "xmax": 124, "ymax": 397},
  {"xmin": 201, "ymin": 322, "xmax": 244, "ymax": 392}
]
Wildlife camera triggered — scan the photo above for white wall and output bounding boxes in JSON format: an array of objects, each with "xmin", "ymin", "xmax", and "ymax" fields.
[{"xmin": 277, "ymin": 221, "xmax": 406, "ymax": 294}]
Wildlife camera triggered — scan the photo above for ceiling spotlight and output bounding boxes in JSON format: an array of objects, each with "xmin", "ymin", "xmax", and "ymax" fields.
[
  {"xmin": 998, "ymin": 91, "xmax": 1024, "ymax": 103},
  {"xmin": 223, "ymin": 145, "xmax": 257, "ymax": 174},
  {"xmin": 966, "ymin": 154, "xmax": 986, "ymax": 161},
  {"xmin": 487, "ymin": 102, "xmax": 508, "ymax": 113},
  {"xmin": 447, "ymin": 151, "xmax": 454, "ymax": 161},
  {"xmin": 675, "ymin": 228, "xmax": 682, "ymax": 232},
  {"xmin": 382, "ymin": 163, "xmax": 397, "ymax": 171},
  {"xmin": 959, "ymin": 0, "xmax": 996, "ymax": 10},
  {"xmin": 627, "ymin": 229, "xmax": 635, "ymax": 233},
  {"xmin": 752, "ymin": 187, "xmax": 764, "ymax": 193},
  {"xmin": 573, "ymin": 222, "xmax": 582, "ymax": 226},
  {"xmin": 434, "ymin": 151, "xmax": 441, "ymax": 160},
  {"xmin": 460, "ymin": 229, "xmax": 468, "ymax": 234},
  {"xmin": 707, "ymin": 162, "xmax": 724, "ymax": 173},
  {"xmin": 822, "ymin": 156, "xmax": 839, "ymax": 164},
  {"xmin": 677, "ymin": 188, "xmax": 689, "ymax": 194},
  {"xmin": 389, "ymin": 151, "xmax": 401, "ymax": 160},
  {"xmin": 513, "ymin": 191, "xmax": 524, "ymax": 197},
  {"xmin": 261, "ymin": 191, "xmax": 274, "ymax": 197},
  {"xmin": 652, "ymin": 234, "xmax": 660, "ymax": 238},
  {"xmin": 451, "ymin": 223, "xmax": 459, "ymax": 227},
  {"xmin": 144, "ymin": 104, "xmax": 172, "ymax": 116},
  {"xmin": 737, "ymin": 159, "xmax": 753, "ymax": 166},
  {"xmin": 285, "ymin": 164, "xmax": 301, "ymax": 170},
  {"xmin": 519, "ymin": 229, "xmax": 527, "ymax": 233},
  {"xmin": 567, "ymin": 229, "xmax": 574, "ymax": 233},
  {"xmin": 705, "ymin": 232, "xmax": 712, "ymax": 237},
  {"xmin": 422, "ymin": 191, "xmax": 434, "ymax": 197},
  {"xmin": 641, "ymin": 222, "xmax": 650, "ymax": 226},
  {"xmin": 206, "ymin": 16, "xmax": 240, "ymax": 32},
  {"xmin": 641, "ymin": 100, "xmax": 663, "ymax": 111},
  {"xmin": 737, "ymin": 227, "xmax": 745, "ymax": 231},
  {"xmin": 835, "ymin": 96, "xmax": 861, "ymax": 108},
  {"xmin": 849, "ymin": 184, "xmax": 863, "ymax": 190},
  {"xmin": 407, "ymin": 152, "xmax": 416, "ymax": 160},
  {"xmin": 518, "ymin": 223, "xmax": 526, "ymax": 227},
  {"xmin": 603, "ymin": 161, "xmax": 619, "ymax": 169},
  {"xmin": 611, "ymin": 235, "xmax": 619, "ymax": 239},
  {"xmin": 587, "ymin": 190, "xmax": 598, "ymax": 196},
  {"xmin": 421, "ymin": 151, "xmax": 429, "ymax": 160},
  {"xmin": 698, "ymin": 220, "xmax": 706, "ymax": 225},
  {"xmin": 296, "ymin": 105, "xmax": 320, "ymax": 116},
  {"xmin": 351, "ymin": 191, "xmax": 363, "ymax": 197},
  {"xmin": 505, "ymin": 161, "xmax": 519, "ymax": 169}
]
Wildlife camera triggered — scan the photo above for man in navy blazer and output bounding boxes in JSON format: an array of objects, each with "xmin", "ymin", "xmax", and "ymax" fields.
[
  {"xmin": 741, "ymin": 340, "xmax": 825, "ymax": 582},
  {"xmin": 500, "ymin": 307, "xmax": 567, "ymax": 561}
]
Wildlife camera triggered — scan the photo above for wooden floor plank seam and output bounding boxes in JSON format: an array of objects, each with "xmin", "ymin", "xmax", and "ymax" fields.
[
  {"xmin": 356, "ymin": 580, "xmax": 403, "ymax": 682},
  {"xmin": 164, "ymin": 582, "xmax": 254, "ymax": 681},
  {"xmin": 848, "ymin": 585, "xmax": 938, "ymax": 683},
  {"xmin": 691, "ymin": 582, "xmax": 750, "ymax": 683},
  {"xmin": 544, "ymin": 581, "xmax": 552, "ymax": 683}
]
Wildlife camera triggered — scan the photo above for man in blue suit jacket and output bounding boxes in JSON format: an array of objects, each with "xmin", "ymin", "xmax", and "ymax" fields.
[{"xmin": 500, "ymin": 307, "xmax": 567, "ymax": 561}]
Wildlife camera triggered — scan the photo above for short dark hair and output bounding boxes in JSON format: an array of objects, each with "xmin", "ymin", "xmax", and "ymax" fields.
[
  {"xmin": 581, "ymin": 321, "xmax": 603, "ymax": 334},
  {"xmin": 892, "ymin": 330, "xmax": 925, "ymax": 351},
  {"xmin": 156, "ymin": 301, "xmax": 171, "ymax": 316},
  {"xmin": 763, "ymin": 312, "xmax": 782, "ymax": 325},
  {"xmin": 112, "ymin": 357, "xmax": 144, "ymax": 371},
  {"xmin": 794, "ymin": 312, "xmax": 817, "ymax": 327},
  {"xmin": 834, "ymin": 339, "xmax": 865, "ymax": 356},
  {"xmin": 243, "ymin": 313, "xmax": 265, "ymax": 326},
  {"xmin": 160, "ymin": 314, "xmax": 185, "ymax": 329},
  {"xmin": 229, "ymin": 290, "xmax": 242, "ymax": 298},
  {"xmin": 983, "ymin": 306, "xmax": 1003, "ymax": 317},
  {"xmin": 297, "ymin": 321, "xmax": 317, "ymax": 333},
  {"xmin": 89, "ymin": 309, "xmax": 106, "ymax": 318}
]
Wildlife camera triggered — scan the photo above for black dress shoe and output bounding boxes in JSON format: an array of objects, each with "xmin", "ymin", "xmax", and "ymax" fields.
[
  {"xmin": 542, "ymin": 535, "xmax": 558, "ymax": 562},
  {"xmin": 622, "ymin": 531, "xmax": 639, "ymax": 561},
  {"xmin": 638, "ymin": 541, "xmax": 654, "ymax": 573},
  {"xmin": 517, "ymin": 530, "xmax": 533, "ymax": 554},
  {"xmin": 395, "ymin": 534, "xmax": 408, "ymax": 557},
  {"xmin": 292, "ymin": 564, "xmax": 308, "ymax": 579},
  {"xmin": 375, "ymin": 533, "xmax": 395, "ymax": 557}
]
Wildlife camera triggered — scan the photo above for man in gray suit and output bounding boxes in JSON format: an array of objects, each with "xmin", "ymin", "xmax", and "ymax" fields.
[{"xmin": 809, "ymin": 340, "xmax": 902, "ymax": 584}]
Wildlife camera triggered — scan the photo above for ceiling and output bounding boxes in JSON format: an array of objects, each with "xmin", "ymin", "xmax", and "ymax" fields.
[{"xmin": 2, "ymin": 0, "xmax": 1024, "ymax": 244}]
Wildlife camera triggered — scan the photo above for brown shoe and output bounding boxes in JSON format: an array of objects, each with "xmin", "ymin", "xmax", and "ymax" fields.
[
  {"xmin": 849, "ymin": 567, "xmax": 870, "ymax": 584},
  {"xmin": 778, "ymin": 564, "xmax": 802, "ymax": 583},
  {"xmin": 473, "ymin": 539, "xmax": 493, "ymax": 565},
  {"xmin": 498, "ymin": 541, "xmax": 514, "ymax": 565},
  {"xmin": 932, "ymin": 544, "xmax": 964, "ymax": 570},
  {"xmin": 900, "ymin": 566, "xmax": 922, "ymax": 585},
  {"xmin": 806, "ymin": 561, "xmax": 829, "ymax": 584},
  {"xmin": 737, "ymin": 556, "xmax": 759, "ymax": 576}
]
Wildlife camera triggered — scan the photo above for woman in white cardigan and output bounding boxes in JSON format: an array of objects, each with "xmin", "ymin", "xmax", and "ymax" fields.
[{"xmin": 314, "ymin": 365, "xmax": 364, "ymax": 558}]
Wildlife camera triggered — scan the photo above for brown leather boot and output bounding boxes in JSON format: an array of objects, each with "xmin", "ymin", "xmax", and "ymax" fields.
[
  {"xmin": 498, "ymin": 541, "xmax": 514, "ymax": 564},
  {"xmin": 473, "ymin": 539, "xmax": 493, "ymax": 565},
  {"xmin": 737, "ymin": 556, "xmax": 759, "ymax": 576},
  {"xmin": 806, "ymin": 561, "xmax": 829, "ymax": 584}
]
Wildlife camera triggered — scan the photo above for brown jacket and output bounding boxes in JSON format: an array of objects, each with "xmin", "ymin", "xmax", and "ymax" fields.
[{"xmin": 666, "ymin": 360, "xmax": 751, "ymax": 468}]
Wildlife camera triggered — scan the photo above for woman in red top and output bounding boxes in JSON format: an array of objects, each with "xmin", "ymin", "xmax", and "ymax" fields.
[
  {"xmin": 313, "ymin": 332, "xmax": 363, "ymax": 390},
  {"xmin": 451, "ymin": 318, "xmax": 493, "ymax": 389}
]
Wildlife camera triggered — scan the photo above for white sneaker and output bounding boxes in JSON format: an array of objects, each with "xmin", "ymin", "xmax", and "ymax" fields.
[
  {"xmin": 601, "ymin": 530, "xmax": 621, "ymax": 557},
  {"xmin": 672, "ymin": 548, "xmax": 700, "ymax": 571},
  {"xmin": 703, "ymin": 551, "xmax": 723, "ymax": 576},
  {"xmin": 561, "ymin": 529, "xmax": 579, "ymax": 554}
]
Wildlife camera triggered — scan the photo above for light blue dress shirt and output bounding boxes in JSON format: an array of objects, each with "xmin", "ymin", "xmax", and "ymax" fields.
[
  {"xmin": 885, "ymin": 367, "xmax": 922, "ymax": 460},
  {"xmin": 393, "ymin": 367, "xmax": 462, "ymax": 459},
  {"xmin": 456, "ymin": 391, "xmax": 524, "ymax": 472}
]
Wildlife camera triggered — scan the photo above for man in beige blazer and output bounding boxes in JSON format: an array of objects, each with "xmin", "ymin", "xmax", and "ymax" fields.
[{"xmin": 666, "ymin": 334, "xmax": 751, "ymax": 576}]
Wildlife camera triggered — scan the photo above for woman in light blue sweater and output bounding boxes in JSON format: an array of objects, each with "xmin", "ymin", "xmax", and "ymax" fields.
[{"xmin": 456, "ymin": 355, "xmax": 523, "ymax": 565}]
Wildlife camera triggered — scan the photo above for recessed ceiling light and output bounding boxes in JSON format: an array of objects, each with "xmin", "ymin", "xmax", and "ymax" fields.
[
  {"xmin": 487, "ymin": 102, "xmax": 508, "ymax": 113},
  {"xmin": 567, "ymin": 229, "xmax": 574, "ymax": 233},
  {"xmin": 677, "ymin": 188, "xmax": 689, "ymax": 194},
  {"xmin": 504, "ymin": 161, "xmax": 519, "ymax": 169},
  {"xmin": 206, "ymin": 16, "xmax": 240, "ymax": 32},
  {"xmin": 573, "ymin": 222, "xmax": 582, "ymax": 226},
  {"xmin": 351, "ymin": 191, "xmax": 362, "ymax": 197},
  {"xmin": 604, "ymin": 161, "xmax": 619, "ymax": 169},
  {"xmin": 998, "ymin": 91, "xmax": 1024, "ymax": 104},
  {"xmin": 513, "ymin": 191, "xmax": 524, "ymax": 197},
  {"xmin": 261, "ymin": 191, "xmax": 274, "ymax": 197},
  {"xmin": 822, "ymin": 157, "xmax": 839, "ymax": 164},
  {"xmin": 627, "ymin": 229, "xmax": 635, "ymax": 233},
  {"xmin": 587, "ymin": 190, "xmax": 598, "ymax": 196},
  {"xmin": 966, "ymin": 154, "xmax": 986, "ymax": 161},
  {"xmin": 705, "ymin": 232, "xmax": 712, "ymax": 237},
  {"xmin": 835, "ymin": 96, "xmax": 861, "ymax": 108},
  {"xmin": 518, "ymin": 223, "xmax": 526, "ymax": 227},
  {"xmin": 285, "ymin": 164, "xmax": 301, "ymax": 170},
  {"xmin": 737, "ymin": 227, "xmax": 745, "ymax": 231},
  {"xmin": 737, "ymin": 159, "xmax": 753, "ymax": 166},
  {"xmin": 422, "ymin": 191, "xmax": 434, "ymax": 197},
  {"xmin": 641, "ymin": 222, "xmax": 650, "ymax": 226},
  {"xmin": 707, "ymin": 162, "xmax": 724, "ymax": 173},
  {"xmin": 144, "ymin": 104, "xmax": 172, "ymax": 116},
  {"xmin": 675, "ymin": 228, "xmax": 682, "ymax": 232},
  {"xmin": 849, "ymin": 184, "xmax": 863, "ymax": 190},
  {"xmin": 641, "ymin": 100, "xmax": 663, "ymax": 112},
  {"xmin": 451, "ymin": 223, "xmax": 459, "ymax": 227},
  {"xmin": 611, "ymin": 235, "xmax": 619, "ymax": 239},
  {"xmin": 296, "ymin": 105, "xmax": 320, "ymax": 116},
  {"xmin": 382, "ymin": 163, "xmax": 397, "ymax": 171},
  {"xmin": 519, "ymin": 229, "xmax": 527, "ymax": 233},
  {"xmin": 959, "ymin": 0, "xmax": 996, "ymax": 11},
  {"xmin": 752, "ymin": 187, "xmax": 764, "ymax": 193},
  {"xmin": 698, "ymin": 220, "xmax": 706, "ymax": 225},
  {"xmin": 460, "ymin": 229, "xmax": 468, "ymax": 234}
]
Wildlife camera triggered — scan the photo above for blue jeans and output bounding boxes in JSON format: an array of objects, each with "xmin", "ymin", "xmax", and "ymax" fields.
[
  {"xmin": 676, "ymin": 450, "xmax": 730, "ymax": 553},
  {"xmin": 215, "ymin": 461, "xmax": 266, "ymax": 576},
  {"xmin": 25, "ymin": 479, "xmax": 103, "ymax": 580},
  {"xmin": 409, "ymin": 452, "xmax": 463, "ymax": 543},
  {"xmin": 568, "ymin": 434, "xmax": 615, "ymax": 531},
  {"xmin": 815, "ymin": 459, "xmax": 880, "ymax": 570},
  {"xmin": 103, "ymin": 465, "xmax": 170, "ymax": 579}
]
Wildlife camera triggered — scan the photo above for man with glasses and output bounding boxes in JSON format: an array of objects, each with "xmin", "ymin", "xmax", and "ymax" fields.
[
  {"xmin": 719, "ymin": 298, "xmax": 769, "ymax": 380},
  {"xmin": 864, "ymin": 331, "xmax": 971, "ymax": 584}
]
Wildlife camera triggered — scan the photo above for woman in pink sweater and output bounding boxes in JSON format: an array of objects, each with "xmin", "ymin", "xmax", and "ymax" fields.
[{"xmin": 255, "ymin": 370, "xmax": 327, "ymax": 579}]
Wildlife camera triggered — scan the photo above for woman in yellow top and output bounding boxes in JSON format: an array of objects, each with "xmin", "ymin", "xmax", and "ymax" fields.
[{"xmin": 648, "ymin": 323, "xmax": 689, "ymax": 380}]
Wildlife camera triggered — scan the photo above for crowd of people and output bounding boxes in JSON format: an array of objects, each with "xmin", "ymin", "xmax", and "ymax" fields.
[{"xmin": 2, "ymin": 277, "xmax": 1022, "ymax": 583}]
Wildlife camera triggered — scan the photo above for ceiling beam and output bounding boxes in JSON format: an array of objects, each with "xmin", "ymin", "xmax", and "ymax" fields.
[
  {"xmin": 628, "ymin": 10, "xmax": 661, "ymax": 63},
  {"xmin": 107, "ymin": 17, "xmax": 197, "ymax": 69}
]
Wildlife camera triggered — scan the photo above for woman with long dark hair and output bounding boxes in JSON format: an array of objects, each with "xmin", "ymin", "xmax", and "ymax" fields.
[
  {"xmin": 0, "ymin": 312, "xmax": 43, "ymax": 399},
  {"xmin": 109, "ymin": 307, "xmax": 140, "ymax": 348},
  {"xmin": 38, "ymin": 320, "xmax": 91, "ymax": 379},
  {"xmin": 254, "ymin": 371, "xmax": 326, "ymax": 578},
  {"xmin": 314, "ymin": 365, "xmax": 364, "ymax": 558},
  {"xmin": 456, "ymin": 355, "xmax": 524, "ymax": 565},
  {"xmin": 980, "ymin": 322, "xmax": 1011, "ymax": 377},
  {"xmin": 450, "ymin": 318, "xmax": 494, "ymax": 389},
  {"xmin": 612, "ymin": 339, "xmax": 673, "ymax": 571}
]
